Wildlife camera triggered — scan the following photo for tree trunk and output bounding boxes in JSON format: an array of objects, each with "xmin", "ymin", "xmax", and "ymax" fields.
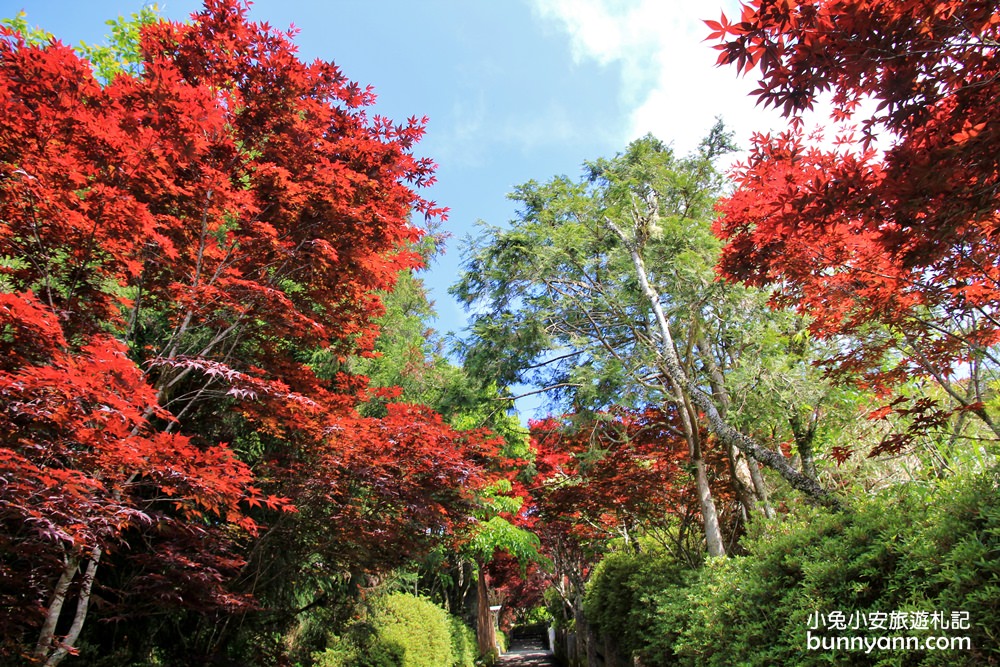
[
  {"xmin": 475, "ymin": 562, "xmax": 498, "ymax": 662},
  {"xmin": 34, "ymin": 554, "xmax": 78, "ymax": 662},
  {"xmin": 746, "ymin": 454, "xmax": 775, "ymax": 519},
  {"xmin": 727, "ymin": 443, "xmax": 759, "ymax": 519},
  {"xmin": 789, "ymin": 411, "xmax": 819, "ymax": 482},
  {"xmin": 672, "ymin": 389, "xmax": 726, "ymax": 557},
  {"xmin": 35, "ymin": 546, "xmax": 102, "ymax": 667},
  {"xmin": 694, "ymin": 457, "xmax": 726, "ymax": 557},
  {"xmin": 605, "ymin": 216, "xmax": 838, "ymax": 508},
  {"xmin": 695, "ymin": 335, "xmax": 765, "ymax": 519}
]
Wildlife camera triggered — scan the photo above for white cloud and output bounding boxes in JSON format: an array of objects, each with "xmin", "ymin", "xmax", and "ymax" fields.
[{"xmin": 529, "ymin": 0, "xmax": 794, "ymax": 158}]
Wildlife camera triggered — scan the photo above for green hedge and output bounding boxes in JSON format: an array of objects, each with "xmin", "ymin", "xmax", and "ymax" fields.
[
  {"xmin": 314, "ymin": 593, "xmax": 477, "ymax": 667},
  {"xmin": 449, "ymin": 615, "xmax": 477, "ymax": 667},
  {"xmin": 583, "ymin": 549, "xmax": 691, "ymax": 665},
  {"xmin": 583, "ymin": 469, "xmax": 1000, "ymax": 666}
]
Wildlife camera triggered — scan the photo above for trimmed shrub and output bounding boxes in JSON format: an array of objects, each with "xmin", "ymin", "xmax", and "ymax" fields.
[
  {"xmin": 583, "ymin": 549, "xmax": 692, "ymax": 665},
  {"xmin": 371, "ymin": 593, "xmax": 455, "ymax": 667},
  {"xmin": 313, "ymin": 629, "xmax": 403, "ymax": 667},
  {"xmin": 314, "ymin": 593, "xmax": 473, "ymax": 667}
]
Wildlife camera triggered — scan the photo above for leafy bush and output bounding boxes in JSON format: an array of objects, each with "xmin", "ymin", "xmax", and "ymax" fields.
[
  {"xmin": 583, "ymin": 469, "xmax": 1000, "ymax": 666},
  {"xmin": 312, "ymin": 620, "xmax": 403, "ymax": 667},
  {"xmin": 314, "ymin": 593, "xmax": 474, "ymax": 667},
  {"xmin": 313, "ymin": 629, "xmax": 403, "ymax": 667},
  {"xmin": 583, "ymin": 549, "xmax": 692, "ymax": 664},
  {"xmin": 373, "ymin": 593, "xmax": 454, "ymax": 667},
  {"xmin": 449, "ymin": 616, "xmax": 478, "ymax": 667}
]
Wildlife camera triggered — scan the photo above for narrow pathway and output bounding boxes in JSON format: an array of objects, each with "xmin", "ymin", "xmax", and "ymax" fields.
[{"xmin": 500, "ymin": 625, "xmax": 558, "ymax": 666}]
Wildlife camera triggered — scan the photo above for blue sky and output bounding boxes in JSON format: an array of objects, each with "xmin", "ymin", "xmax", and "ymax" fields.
[{"xmin": 2, "ymin": 0, "xmax": 789, "ymax": 418}]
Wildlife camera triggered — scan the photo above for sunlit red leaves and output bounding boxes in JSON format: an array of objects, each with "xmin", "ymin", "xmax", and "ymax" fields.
[
  {"xmin": 709, "ymin": 1, "xmax": 1000, "ymax": 120},
  {"xmin": 0, "ymin": 293, "xmax": 255, "ymax": 540},
  {"xmin": 0, "ymin": 293, "xmax": 259, "ymax": 636},
  {"xmin": 1, "ymin": 0, "xmax": 437, "ymax": 377},
  {"xmin": 714, "ymin": 133, "xmax": 912, "ymax": 335},
  {"xmin": 711, "ymin": 0, "xmax": 1000, "ymax": 392},
  {"xmin": 0, "ymin": 0, "xmax": 445, "ymax": 486},
  {"xmin": 703, "ymin": 13, "xmax": 734, "ymax": 42},
  {"xmin": 0, "ymin": 0, "xmax": 448, "ymax": 643}
]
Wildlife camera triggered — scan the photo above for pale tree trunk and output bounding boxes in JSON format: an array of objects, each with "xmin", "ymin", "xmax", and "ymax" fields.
[
  {"xmin": 34, "ymin": 554, "xmax": 77, "ymax": 662},
  {"xmin": 746, "ymin": 454, "xmax": 776, "ymax": 519},
  {"xmin": 693, "ymin": 457, "xmax": 726, "ymax": 557},
  {"xmin": 727, "ymin": 444, "xmax": 759, "ymax": 520},
  {"xmin": 696, "ymin": 334, "xmax": 769, "ymax": 519},
  {"xmin": 673, "ymin": 391, "xmax": 726, "ymax": 557},
  {"xmin": 605, "ymin": 215, "xmax": 837, "ymax": 507},
  {"xmin": 34, "ymin": 545, "xmax": 102, "ymax": 667}
]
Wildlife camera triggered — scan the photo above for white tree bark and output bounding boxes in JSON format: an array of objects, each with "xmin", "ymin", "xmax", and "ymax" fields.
[{"xmin": 605, "ymin": 216, "xmax": 837, "ymax": 506}]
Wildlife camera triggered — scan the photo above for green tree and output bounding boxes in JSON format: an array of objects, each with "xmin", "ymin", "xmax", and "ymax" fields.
[{"xmin": 454, "ymin": 129, "xmax": 837, "ymax": 557}]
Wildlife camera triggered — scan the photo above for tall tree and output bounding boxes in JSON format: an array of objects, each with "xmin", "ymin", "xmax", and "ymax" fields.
[
  {"xmin": 0, "ymin": 1, "xmax": 463, "ymax": 662},
  {"xmin": 0, "ymin": 292, "xmax": 258, "ymax": 666},
  {"xmin": 454, "ymin": 131, "xmax": 834, "ymax": 545},
  {"xmin": 709, "ymin": 0, "xmax": 1000, "ymax": 452}
]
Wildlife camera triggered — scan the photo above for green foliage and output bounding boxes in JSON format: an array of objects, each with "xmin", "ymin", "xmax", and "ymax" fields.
[
  {"xmin": 345, "ymin": 271, "xmax": 441, "ymax": 411},
  {"xmin": 449, "ymin": 616, "xmax": 478, "ymax": 667},
  {"xmin": 583, "ymin": 549, "xmax": 693, "ymax": 666},
  {"xmin": 478, "ymin": 479, "xmax": 525, "ymax": 516},
  {"xmin": 543, "ymin": 586, "xmax": 569, "ymax": 632},
  {"xmin": 77, "ymin": 5, "xmax": 162, "ymax": 83},
  {"xmin": 0, "ymin": 255, "xmax": 29, "ymax": 293},
  {"xmin": 3, "ymin": 5, "xmax": 165, "ymax": 84},
  {"xmin": 451, "ymin": 128, "xmax": 853, "ymax": 490},
  {"xmin": 314, "ymin": 594, "xmax": 476, "ymax": 667},
  {"xmin": 341, "ymin": 264, "xmax": 533, "ymax": 465},
  {"xmin": 452, "ymin": 133, "xmax": 730, "ymax": 414},
  {"xmin": 373, "ymin": 593, "xmax": 456, "ymax": 667},
  {"xmin": 582, "ymin": 469, "xmax": 1000, "ymax": 666},
  {"xmin": 468, "ymin": 516, "xmax": 543, "ymax": 566},
  {"xmin": 313, "ymin": 628, "xmax": 403, "ymax": 667},
  {"xmin": 1, "ymin": 11, "xmax": 54, "ymax": 46}
]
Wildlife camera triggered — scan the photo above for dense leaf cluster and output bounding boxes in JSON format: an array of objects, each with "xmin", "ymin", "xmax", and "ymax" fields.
[
  {"xmin": 0, "ymin": 2, "xmax": 510, "ymax": 664},
  {"xmin": 584, "ymin": 469, "xmax": 1000, "ymax": 666}
]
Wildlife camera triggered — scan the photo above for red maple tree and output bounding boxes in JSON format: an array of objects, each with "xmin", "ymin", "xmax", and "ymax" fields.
[
  {"xmin": 522, "ymin": 408, "xmax": 737, "ymax": 646},
  {"xmin": 280, "ymin": 404, "xmax": 505, "ymax": 574},
  {"xmin": 0, "ymin": 1, "xmax": 463, "ymax": 663},
  {"xmin": 0, "ymin": 292, "xmax": 261, "ymax": 664},
  {"xmin": 528, "ymin": 408, "xmax": 736, "ymax": 549},
  {"xmin": 708, "ymin": 0, "xmax": 1000, "ymax": 442}
]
